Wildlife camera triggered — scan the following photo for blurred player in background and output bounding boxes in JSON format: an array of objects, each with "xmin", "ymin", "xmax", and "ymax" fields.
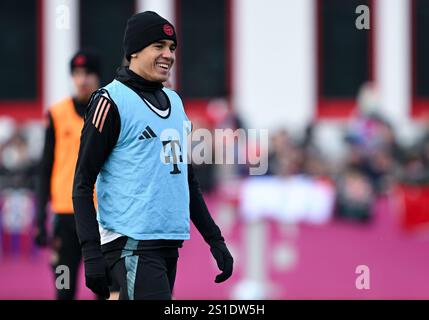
[
  {"xmin": 72, "ymin": 11, "xmax": 234, "ymax": 300},
  {"xmin": 34, "ymin": 50, "xmax": 119, "ymax": 300}
]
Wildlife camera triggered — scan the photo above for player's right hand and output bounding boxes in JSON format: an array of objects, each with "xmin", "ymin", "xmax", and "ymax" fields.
[
  {"xmin": 82, "ymin": 244, "xmax": 111, "ymax": 299},
  {"xmin": 34, "ymin": 226, "xmax": 48, "ymax": 247}
]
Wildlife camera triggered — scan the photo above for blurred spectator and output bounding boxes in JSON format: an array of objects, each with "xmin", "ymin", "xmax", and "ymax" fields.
[
  {"xmin": 267, "ymin": 129, "xmax": 302, "ymax": 177},
  {"xmin": 0, "ymin": 119, "xmax": 38, "ymax": 258},
  {"xmin": 399, "ymin": 147, "xmax": 429, "ymax": 185},
  {"xmin": 405, "ymin": 113, "xmax": 429, "ymax": 184},
  {"xmin": 0, "ymin": 125, "xmax": 37, "ymax": 190},
  {"xmin": 32, "ymin": 49, "xmax": 117, "ymax": 300},
  {"xmin": 343, "ymin": 83, "xmax": 402, "ymax": 195},
  {"xmin": 336, "ymin": 83, "xmax": 404, "ymax": 222},
  {"xmin": 334, "ymin": 168, "xmax": 374, "ymax": 222},
  {"xmin": 398, "ymin": 115, "xmax": 429, "ymax": 185}
]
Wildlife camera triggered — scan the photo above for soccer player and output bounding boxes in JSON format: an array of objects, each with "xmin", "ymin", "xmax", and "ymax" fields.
[
  {"xmin": 72, "ymin": 11, "xmax": 234, "ymax": 300},
  {"xmin": 34, "ymin": 50, "xmax": 103, "ymax": 299}
]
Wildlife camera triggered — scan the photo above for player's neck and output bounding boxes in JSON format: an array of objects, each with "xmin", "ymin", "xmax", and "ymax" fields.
[{"xmin": 116, "ymin": 66, "xmax": 163, "ymax": 93}]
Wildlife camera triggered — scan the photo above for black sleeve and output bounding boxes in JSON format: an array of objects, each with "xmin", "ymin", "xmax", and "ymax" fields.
[
  {"xmin": 188, "ymin": 164, "xmax": 223, "ymax": 244},
  {"xmin": 72, "ymin": 91, "xmax": 120, "ymax": 247},
  {"xmin": 35, "ymin": 113, "xmax": 55, "ymax": 228}
]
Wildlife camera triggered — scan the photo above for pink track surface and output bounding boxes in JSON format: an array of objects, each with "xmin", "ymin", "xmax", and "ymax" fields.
[{"xmin": 1, "ymin": 196, "xmax": 429, "ymax": 299}]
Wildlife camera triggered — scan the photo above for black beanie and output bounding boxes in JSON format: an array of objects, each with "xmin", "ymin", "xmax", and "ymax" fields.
[
  {"xmin": 123, "ymin": 11, "xmax": 177, "ymax": 61},
  {"xmin": 70, "ymin": 49, "xmax": 101, "ymax": 77}
]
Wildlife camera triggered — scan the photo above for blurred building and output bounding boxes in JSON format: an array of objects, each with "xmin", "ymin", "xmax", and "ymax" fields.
[{"xmin": 1, "ymin": 0, "xmax": 427, "ymax": 161}]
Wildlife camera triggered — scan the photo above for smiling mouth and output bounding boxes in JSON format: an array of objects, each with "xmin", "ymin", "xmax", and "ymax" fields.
[{"xmin": 156, "ymin": 63, "xmax": 170, "ymax": 70}]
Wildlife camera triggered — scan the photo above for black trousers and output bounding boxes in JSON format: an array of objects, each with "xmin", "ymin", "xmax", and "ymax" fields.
[
  {"xmin": 50, "ymin": 214, "xmax": 81, "ymax": 300},
  {"xmin": 111, "ymin": 250, "xmax": 178, "ymax": 300}
]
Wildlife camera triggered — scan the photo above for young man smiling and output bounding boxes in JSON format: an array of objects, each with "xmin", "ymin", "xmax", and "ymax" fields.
[{"xmin": 72, "ymin": 11, "xmax": 233, "ymax": 300}]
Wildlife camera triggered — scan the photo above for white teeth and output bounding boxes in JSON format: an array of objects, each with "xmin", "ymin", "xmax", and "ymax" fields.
[{"xmin": 157, "ymin": 63, "xmax": 169, "ymax": 69}]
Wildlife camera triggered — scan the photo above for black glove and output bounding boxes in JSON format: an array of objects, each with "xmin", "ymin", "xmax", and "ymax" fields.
[
  {"xmin": 82, "ymin": 243, "xmax": 111, "ymax": 299},
  {"xmin": 34, "ymin": 224, "xmax": 48, "ymax": 247},
  {"xmin": 209, "ymin": 239, "xmax": 234, "ymax": 283}
]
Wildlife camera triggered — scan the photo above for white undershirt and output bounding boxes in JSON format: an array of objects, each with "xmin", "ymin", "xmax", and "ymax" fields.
[{"xmin": 99, "ymin": 223, "xmax": 124, "ymax": 245}]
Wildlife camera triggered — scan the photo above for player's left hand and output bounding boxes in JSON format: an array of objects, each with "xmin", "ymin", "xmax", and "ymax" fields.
[{"xmin": 209, "ymin": 239, "xmax": 234, "ymax": 283}]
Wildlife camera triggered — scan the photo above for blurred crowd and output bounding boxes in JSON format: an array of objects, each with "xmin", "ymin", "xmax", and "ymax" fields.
[
  {"xmin": 0, "ymin": 118, "xmax": 44, "ymax": 247},
  {"xmin": 262, "ymin": 84, "xmax": 429, "ymax": 224},
  {"xmin": 0, "ymin": 117, "xmax": 42, "ymax": 191}
]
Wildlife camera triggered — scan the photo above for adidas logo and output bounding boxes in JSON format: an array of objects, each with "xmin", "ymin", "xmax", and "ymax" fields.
[{"xmin": 139, "ymin": 126, "xmax": 157, "ymax": 140}]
